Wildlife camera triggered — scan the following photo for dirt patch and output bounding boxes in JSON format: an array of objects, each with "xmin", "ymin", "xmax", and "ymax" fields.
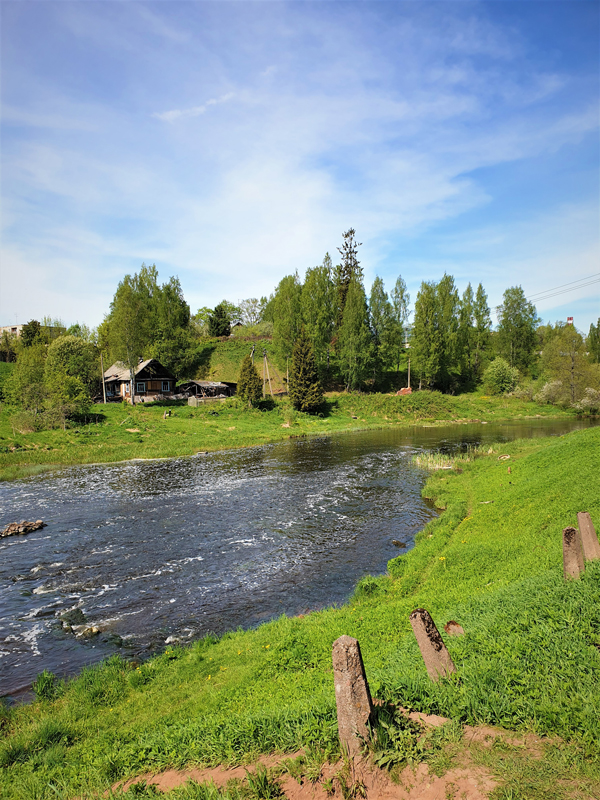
[
  {"xmin": 116, "ymin": 755, "xmax": 496, "ymax": 799},
  {"xmin": 112, "ymin": 717, "xmax": 517, "ymax": 799}
]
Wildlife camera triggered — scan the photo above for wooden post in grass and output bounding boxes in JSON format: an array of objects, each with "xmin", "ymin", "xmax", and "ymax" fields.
[
  {"xmin": 332, "ymin": 635, "xmax": 373, "ymax": 756},
  {"xmin": 563, "ymin": 526, "xmax": 585, "ymax": 579},
  {"xmin": 577, "ymin": 513, "xmax": 600, "ymax": 562},
  {"xmin": 409, "ymin": 608, "xmax": 456, "ymax": 682}
]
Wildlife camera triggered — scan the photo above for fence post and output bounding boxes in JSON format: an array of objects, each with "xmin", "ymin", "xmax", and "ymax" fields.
[
  {"xmin": 563, "ymin": 526, "xmax": 585, "ymax": 579},
  {"xmin": 409, "ymin": 608, "xmax": 456, "ymax": 681},
  {"xmin": 332, "ymin": 635, "xmax": 373, "ymax": 756},
  {"xmin": 577, "ymin": 512, "xmax": 600, "ymax": 562}
]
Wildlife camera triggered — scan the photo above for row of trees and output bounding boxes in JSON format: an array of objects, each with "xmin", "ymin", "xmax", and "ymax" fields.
[{"xmin": 3, "ymin": 229, "xmax": 599, "ymax": 425}]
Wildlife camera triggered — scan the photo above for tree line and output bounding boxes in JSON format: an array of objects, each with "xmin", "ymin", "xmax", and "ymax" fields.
[{"xmin": 1, "ymin": 229, "xmax": 599, "ymax": 427}]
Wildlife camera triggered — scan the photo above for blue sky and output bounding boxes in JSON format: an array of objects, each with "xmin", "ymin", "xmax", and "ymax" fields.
[{"xmin": 1, "ymin": 0, "xmax": 598, "ymax": 332}]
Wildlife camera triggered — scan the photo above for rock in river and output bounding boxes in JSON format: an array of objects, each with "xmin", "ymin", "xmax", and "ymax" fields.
[{"xmin": 1, "ymin": 520, "xmax": 47, "ymax": 538}]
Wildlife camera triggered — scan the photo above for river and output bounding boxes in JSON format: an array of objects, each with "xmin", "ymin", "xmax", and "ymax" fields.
[{"xmin": 0, "ymin": 417, "xmax": 596, "ymax": 700}]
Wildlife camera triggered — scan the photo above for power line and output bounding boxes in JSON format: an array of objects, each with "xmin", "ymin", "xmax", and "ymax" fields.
[
  {"xmin": 528, "ymin": 278, "xmax": 600, "ymax": 304},
  {"xmin": 526, "ymin": 273, "xmax": 600, "ymax": 302}
]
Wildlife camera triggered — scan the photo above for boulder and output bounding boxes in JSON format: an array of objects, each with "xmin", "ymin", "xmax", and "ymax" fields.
[{"xmin": 1, "ymin": 520, "xmax": 47, "ymax": 538}]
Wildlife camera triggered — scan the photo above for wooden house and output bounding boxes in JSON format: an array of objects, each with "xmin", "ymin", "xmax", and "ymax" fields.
[{"xmin": 103, "ymin": 359, "xmax": 176, "ymax": 402}]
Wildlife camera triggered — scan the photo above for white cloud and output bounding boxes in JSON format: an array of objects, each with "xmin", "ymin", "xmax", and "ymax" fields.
[{"xmin": 152, "ymin": 93, "xmax": 235, "ymax": 123}]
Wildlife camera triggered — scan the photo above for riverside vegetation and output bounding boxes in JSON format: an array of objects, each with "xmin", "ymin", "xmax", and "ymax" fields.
[
  {"xmin": 0, "ymin": 390, "xmax": 578, "ymax": 482},
  {"xmin": 1, "ymin": 426, "xmax": 599, "ymax": 799}
]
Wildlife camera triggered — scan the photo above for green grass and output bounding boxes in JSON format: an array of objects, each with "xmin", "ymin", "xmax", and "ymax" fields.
[
  {"xmin": 1, "ymin": 426, "xmax": 599, "ymax": 798},
  {"xmin": 0, "ymin": 390, "xmax": 577, "ymax": 482}
]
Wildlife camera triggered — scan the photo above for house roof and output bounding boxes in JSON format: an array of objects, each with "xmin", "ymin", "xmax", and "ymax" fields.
[
  {"xmin": 179, "ymin": 380, "xmax": 230, "ymax": 389},
  {"xmin": 104, "ymin": 359, "xmax": 174, "ymax": 381}
]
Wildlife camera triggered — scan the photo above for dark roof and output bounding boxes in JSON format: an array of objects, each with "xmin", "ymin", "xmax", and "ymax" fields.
[{"xmin": 179, "ymin": 380, "xmax": 229, "ymax": 389}]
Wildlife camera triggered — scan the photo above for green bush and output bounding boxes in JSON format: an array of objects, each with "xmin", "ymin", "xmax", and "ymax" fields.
[{"xmin": 483, "ymin": 358, "xmax": 520, "ymax": 395}]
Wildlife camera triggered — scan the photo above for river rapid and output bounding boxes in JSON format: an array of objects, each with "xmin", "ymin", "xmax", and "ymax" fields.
[{"xmin": 1, "ymin": 418, "xmax": 596, "ymax": 700}]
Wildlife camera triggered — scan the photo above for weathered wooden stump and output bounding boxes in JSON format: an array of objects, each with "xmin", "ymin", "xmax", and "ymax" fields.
[
  {"xmin": 577, "ymin": 512, "xmax": 600, "ymax": 562},
  {"xmin": 332, "ymin": 635, "xmax": 373, "ymax": 756},
  {"xmin": 563, "ymin": 526, "xmax": 585, "ymax": 579},
  {"xmin": 409, "ymin": 608, "xmax": 456, "ymax": 681}
]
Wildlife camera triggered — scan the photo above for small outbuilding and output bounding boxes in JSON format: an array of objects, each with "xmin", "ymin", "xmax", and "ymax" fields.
[
  {"xmin": 179, "ymin": 380, "xmax": 236, "ymax": 403},
  {"xmin": 103, "ymin": 359, "xmax": 176, "ymax": 403}
]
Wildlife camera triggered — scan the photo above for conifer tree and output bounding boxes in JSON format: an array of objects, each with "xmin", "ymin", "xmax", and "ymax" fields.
[
  {"xmin": 301, "ymin": 254, "xmax": 336, "ymax": 380},
  {"xmin": 288, "ymin": 327, "xmax": 323, "ymax": 412},
  {"xmin": 208, "ymin": 302, "xmax": 231, "ymax": 337},
  {"xmin": 237, "ymin": 355, "xmax": 262, "ymax": 407},
  {"xmin": 334, "ymin": 229, "xmax": 363, "ymax": 325}
]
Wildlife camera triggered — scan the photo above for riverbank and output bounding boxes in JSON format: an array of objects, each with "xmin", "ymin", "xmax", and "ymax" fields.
[
  {"xmin": 0, "ymin": 391, "xmax": 578, "ymax": 482},
  {"xmin": 1, "ymin": 426, "xmax": 599, "ymax": 799}
]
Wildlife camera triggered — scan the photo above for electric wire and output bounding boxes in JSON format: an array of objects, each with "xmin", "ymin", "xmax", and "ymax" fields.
[{"xmin": 526, "ymin": 273, "xmax": 600, "ymax": 303}]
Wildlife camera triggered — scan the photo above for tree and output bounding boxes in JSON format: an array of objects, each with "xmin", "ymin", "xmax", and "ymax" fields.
[
  {"xmin": 368, "ymin": 277, "xmax": 394, "ymax": 384},
  {"xmin": 390, "ymin": 275, "xmax": 410, "ymax": 375},
  {"xmin": 473, "ymin": 284, "xmax": 492, "ymax": 382},
  {"xmin": 237, "ymin": 355, "xmax": 262, "ymax": 406},
  {"xmin": 44, "ymin": 336, "xmax": 98, "ymax": 396},
  {"xmin": 21, "ymin": 320, "xmax": 42, "ymax": 347},
  {"xmin": 457, "ymin": 283, "xmax": 474, "ymax": 387},
  {"xmin": 272, "ymin": 273, "xmax": 303, "ymax": 361},
  {"xmin": 541, "ymin": 325, "xmax": 599, "ymax": 404},
  {"xmin": 4, "ymin": 341, "xmax": 46, "ymax": 412},
  {"xmin": 337, "ymin": 277, "xmax": 373, "ymax": 390},
  {"xmin": 588, "ymin": 319, "xmax": 600, "ymax": 364},
  {"xmin": 238, "ymin": 298, "xmax": 265, "ymax": 327},
  {"xmin": 496, "ymin": 286, "xmax": 539, "ymax": 373},
  {"xmin": 108, "ymin": 271, "xmax": 153, "ymax": 404},
  {"xmin": 334, "ymin": 229, "xmax": 363, "ymax": 325},
  {"xmin": 0, "ymin": 330, "xmax": 17, "ymax": 363},
  {"xmin": 412, "ymin": 274, "xmax": 459, "ymax": 391},
  {"xmin": 288, "ymin": 327, "xmax": 323, "ymax": 412},
  {"xmin": 301, "ymin": 255, "xmax": 336, "ymax": 380},
  {"xmin": 208, "ymin": 302, "xmax": 231, "ymax": 337}
]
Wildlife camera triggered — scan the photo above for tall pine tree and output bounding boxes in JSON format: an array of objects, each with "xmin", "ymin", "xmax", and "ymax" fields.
[
  {"xmin": 288, "ymin": 327, "xmax": 323, "ymax": 412},
  {"xmin": 237, "ymin": 355, "xmax": 262, "ymax": 407}
]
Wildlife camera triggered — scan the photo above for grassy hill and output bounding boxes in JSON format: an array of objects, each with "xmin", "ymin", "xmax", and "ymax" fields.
[{"xmin": 196, "ymin": 337, "xmax": 287, "ymax": 393}]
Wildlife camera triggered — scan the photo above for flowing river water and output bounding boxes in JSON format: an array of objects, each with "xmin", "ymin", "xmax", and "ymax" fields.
[{"xmin": 1, "ymin": 418, "xmax": 596, "ymax": 700}]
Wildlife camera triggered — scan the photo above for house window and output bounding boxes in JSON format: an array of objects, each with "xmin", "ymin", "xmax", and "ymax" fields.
[
  {"xmin": 136, "ymin": 382, "xmax": 146, "ymax": 393},
  {"xmin": 162, "ymin": 381, "xmax": 170, "ymax": 392},
  {"xmin": 124, "ymin": 384, "xmax": 130, "ymax": 395}
]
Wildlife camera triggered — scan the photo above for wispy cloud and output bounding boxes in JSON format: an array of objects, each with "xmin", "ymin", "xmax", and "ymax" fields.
[
  {"xmin": 153, "ymin": 93, "xmax": 235, "ymax": 123},
  {"xmin": 1, "ymin": 1, "xmax": 598, "ymax": 329}
]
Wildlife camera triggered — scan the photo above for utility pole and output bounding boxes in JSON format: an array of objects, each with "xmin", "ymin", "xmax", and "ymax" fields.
[{"xmin": 100, "ymin": 352, "xmax": 107, "ymax": 404}]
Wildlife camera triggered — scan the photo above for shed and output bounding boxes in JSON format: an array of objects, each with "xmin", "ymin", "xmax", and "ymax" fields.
[{"xmin": 178, "ymin": 379, "xmax": 236, "ymax": 399}]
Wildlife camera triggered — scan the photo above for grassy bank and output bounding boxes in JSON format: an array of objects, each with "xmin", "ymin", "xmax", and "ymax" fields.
[
  {"xmin": 1, "ymin": 426, "xmax": 599, "ymax": 799},
  {"xmin": 0, "ymin": 390, "xmax": 578, "ymax": 482}
]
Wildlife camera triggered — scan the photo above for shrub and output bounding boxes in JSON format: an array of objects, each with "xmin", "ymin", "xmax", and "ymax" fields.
[
  {"xmin": 572, "ymin": 387, "xmax": 600, "ymax": 414},
  {"xmin": 534, "ymin": 380, "xmax": 564, "ymax": 405},
  {"xmin": 483, "ymin": 358, "xmax": 520, "ymax": 395}
]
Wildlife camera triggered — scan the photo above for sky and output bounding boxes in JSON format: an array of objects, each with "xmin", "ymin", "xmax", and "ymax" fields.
[{"xmin": 1, "ymin": 0, "xmax": 599, "ymax": 333}]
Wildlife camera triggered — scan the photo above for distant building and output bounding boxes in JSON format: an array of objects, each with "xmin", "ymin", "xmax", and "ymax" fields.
[
  {"xmin": 0, "ymin": 325, "xmax": 24, "ymax": 337},
  {"xmin": 103, "ymin": 359, "xmax": 176, "ymax": 403}
]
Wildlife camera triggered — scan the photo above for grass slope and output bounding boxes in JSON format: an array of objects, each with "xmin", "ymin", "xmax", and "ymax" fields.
[
  {"xmin": 1, "ymin": 427, "xmax": 599, "ymax": 799},
  {"xmin": 0, "ymin": 391, "xmax": 577, "ymax": 482}
]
